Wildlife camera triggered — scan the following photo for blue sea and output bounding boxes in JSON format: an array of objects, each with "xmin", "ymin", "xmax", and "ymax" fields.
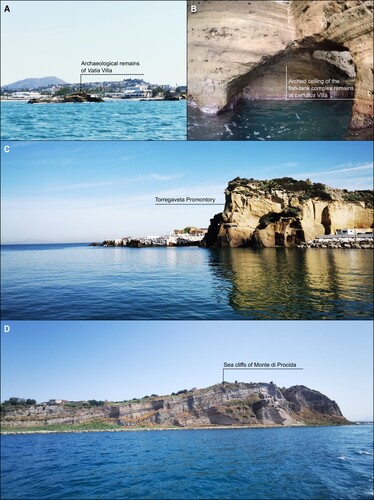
[
  {"xmin": 1, "ymin": 244, "xmax": 373, "ymax": 320},
  {"xmin": 188, "ymin": 100, "xmax": 352, "ymax": 141},
  {"xmin": 1, "ymin": 100, "xmax": 186, "ymax": 140},
  {"xmin": 1, "ymin": 426, "xmax": 373, "ymax": 500}
]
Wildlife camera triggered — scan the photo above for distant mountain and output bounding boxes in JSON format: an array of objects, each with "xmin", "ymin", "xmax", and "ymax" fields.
[{"xmin": 2, "ymin": 77, "xmax": 68, "ymax": 90}]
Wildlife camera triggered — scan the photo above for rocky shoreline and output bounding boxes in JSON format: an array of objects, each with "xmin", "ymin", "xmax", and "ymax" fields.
[
  {"xmin": 91, "ymin": 236, "xmax": 373, "ymax": 250},
  {"xmin": 201, "ymin": 177, "xmax": 373, "ymax": 248},
  {"xmin": 91, "ymin": 235, "xmax": 204, "ymax": 248},
  {"xmin": 299, "ymin": 237, "xmax": 374, "ymax": 249},
  {"xmin": 2, "ymin": 422, "xmax": 354, "ymax": 436},
  {"xmin": 1, "ymin": 383, "xmax": 349, "ymax": 431}
]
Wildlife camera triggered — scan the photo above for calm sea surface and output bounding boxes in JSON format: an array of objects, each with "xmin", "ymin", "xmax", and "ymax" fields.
[
  {"xmin": 1, "ymin": 426, "xmax": 373, "ymax": 500},
  {"xmin": 1, "ymin": 100, "xmax": 186, "ymax": 140},
  {"xmin": 1, "ymin": 244, "xmax": 372, "ymax": 320},
  {"xmin": 188, "ymin": 100, "xmax": 352, "ymax": 141}
]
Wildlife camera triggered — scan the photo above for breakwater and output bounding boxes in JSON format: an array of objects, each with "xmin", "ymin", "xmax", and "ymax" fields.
[
  {"xmin": 299, "ymin": 236, "xmax": 373, "ymax": 249},
  {"xmin": 92, "ymin": 235, "xmax": 204, "ymax": 247}
]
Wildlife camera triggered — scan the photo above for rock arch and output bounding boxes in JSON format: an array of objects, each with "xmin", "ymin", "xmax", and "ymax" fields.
[{"xmin": 188, "ymin": 0, "xmax": 373, "ymax": 130}]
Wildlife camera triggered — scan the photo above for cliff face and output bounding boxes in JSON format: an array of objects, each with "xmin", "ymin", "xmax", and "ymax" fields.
[
  {"xmin": 188, "ymin": 0, "xmax": 294, "ymax": 113},
  {"xmin": 188, "ymin": 0, "xmax": 373, "ymax": 131},
  {"xmin": 290, "ymin": 0, "xmax": 374, "ymax": 130},
  {"xmin": 1, "ymin": 382, "xmax": 349, "ymax": 429},
  {"xmin": 201, "ymin": 178, "xmax": 373, "ymax": 248}
]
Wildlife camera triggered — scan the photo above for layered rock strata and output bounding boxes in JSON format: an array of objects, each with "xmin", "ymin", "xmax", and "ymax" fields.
[
  {"xmin": 200, "ymin": 177, "xmax": 373, "ymax": 248},
  {"xmin": 1, "ymin": 383, "xmax": 349, "ymax": 429},
  {"xmin": 188, "ymin": 0, "xmax": 373, "ymax": 131}
]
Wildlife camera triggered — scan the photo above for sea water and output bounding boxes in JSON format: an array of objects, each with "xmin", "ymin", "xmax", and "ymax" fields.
[
  {"xmin": 1, "ymin": 426, "xmax": 373, "ymax": 500},
  {"xmin": 188, "ymin": 100, "xmax": 353, "ymax": 141},
  {"xmin": 1, "ymin": 100, "xmax": 187, "ymax": 140},
  {"xmin": 1, "ymin": 244, "xmax": 373, "ymax": 320}
]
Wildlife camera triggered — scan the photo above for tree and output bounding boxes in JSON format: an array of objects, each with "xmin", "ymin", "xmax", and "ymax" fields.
[
  {"xmin": 7, "ymin": 397, "xmax": 21, "ymax": 405},
  {"xmin": 53, "ymin": 86, "xmax": 72, "ymax": 97},
  {"xmin": 88, "ymin": 400, "xmax": 104, "ymax": 406}
]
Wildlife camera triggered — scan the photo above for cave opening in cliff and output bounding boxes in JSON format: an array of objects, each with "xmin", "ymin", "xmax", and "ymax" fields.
[
  {"xmin": 217, "ymin": 44, "xmax": 356, "ymax": 140},
  {"xmin": 188, "ymin": 43, "xmax": 357, "ymax": 141},
  {"xmin": 228, "ymin": 45, "xmax": 356, "ymax": 104},
  {"xmin": 321, "ymin": 206, "xmax": 332, "ymax": 235}
]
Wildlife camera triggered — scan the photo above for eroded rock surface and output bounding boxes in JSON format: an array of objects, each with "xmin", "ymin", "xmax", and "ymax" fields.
[
  {"xmin": 28, "ymin": 92, "xmax": 104, "ymax": 104},
  {"xmin": 188, "ymin": 0, "xmax": 373, "ymax": 130},
  {"xmin": 200, "ymin": 177, "xmax": 373, "ymax": 248},
  {"xmin": 1, "ymin": 382, "xmax": 349, "ymax": 429}
]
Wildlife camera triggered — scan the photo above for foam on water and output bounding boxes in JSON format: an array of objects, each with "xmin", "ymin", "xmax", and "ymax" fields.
[{"xmin": 188, "ymin": 99, "xmax": 352, "ymax": 141}]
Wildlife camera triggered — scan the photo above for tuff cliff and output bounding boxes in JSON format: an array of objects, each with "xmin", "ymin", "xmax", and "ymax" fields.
[
  {"xmin": 188, "ymin": 0, "xmax": 373, "ymax": 132},
  {"xmin": 201, "ymin": 177, "xmax": 373, "ymax": 248},
  {"xmin": 1, "ymin": 382, "xmax": 349, "ymax": 430}
]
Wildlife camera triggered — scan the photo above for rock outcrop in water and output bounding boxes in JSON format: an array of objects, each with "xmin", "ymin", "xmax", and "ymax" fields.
[
  {"xmin": 28, "ymin": 92, "xmax": 104, "ymax": 103},
  {"xmin": 188, "ymin": 0, "xmax": 373, "ymax": 133},
  {"xmin": 1, "ymin": 382, "xmax": 349, "ymax": 430},
  {"xmin": 201, "ymin": 177, "xmax": 373, "ymax": 248}
]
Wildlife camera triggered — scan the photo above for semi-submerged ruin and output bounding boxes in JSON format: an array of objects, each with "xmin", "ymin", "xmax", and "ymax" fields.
[{"xmin": 188, "ymin": 1, "xmax": 373, "ymax": 133}]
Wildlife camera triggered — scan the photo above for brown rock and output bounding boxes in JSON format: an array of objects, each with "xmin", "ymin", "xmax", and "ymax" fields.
[
  {"xmin": 188, "ymin": 0, "xmax": 373, "ymax": 131},
  {"xmin": 1, "ymin": 382, "xmax": 350, "ymax": 430},
  {"xmin": 201, "ymin": 177, "xmax": 373, "ymax": 248}
]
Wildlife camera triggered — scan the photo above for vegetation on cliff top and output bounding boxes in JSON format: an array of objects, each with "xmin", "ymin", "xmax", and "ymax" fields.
[
  {"xmin": 1, "ymin": 383, "xmax": 350, "ymax": 434},
  {"xmin": 228, "ymin": 177, "xmax": 373, "ymax": 206}
]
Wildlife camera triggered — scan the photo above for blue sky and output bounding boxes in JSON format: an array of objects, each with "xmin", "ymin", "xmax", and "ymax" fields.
[
  {"xmin": 1, "ymin": 140, "xmax": 373, "ymax": 243},
  {"xmin": 1, "ymin": 1, "xmax": 186, "ymax": 86},
  {"xmin": 1, "ymin": 320, "xmax": 373, "ymax": 421}
]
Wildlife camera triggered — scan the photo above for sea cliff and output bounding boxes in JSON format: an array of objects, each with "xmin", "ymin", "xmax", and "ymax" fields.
[
  {"xmin": 1, "ymin": 382, "xmax": 349, "ymax": 432},
  {"xmin": 201, "ymin": 177, "xmax": 373, "ymax": 248}
]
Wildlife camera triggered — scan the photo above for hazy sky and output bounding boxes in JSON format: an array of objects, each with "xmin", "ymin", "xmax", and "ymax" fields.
[
  {"xmin": 1, "ymin": 140, "xmax": 372, "ymax": 244},
  {"xmin": 0, "ymin": 1, "xmax": 186, "ymax": 86},
  {"xmin": 1, "ymin": 320, "xmax": 373, "ymax": 421}
]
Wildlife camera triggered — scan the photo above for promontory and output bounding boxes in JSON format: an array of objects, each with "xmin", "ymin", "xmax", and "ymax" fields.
[
  {"xmin": 201, "ymin": 177, "xmax": 373, "ymax": 248},
  {"xmin": 1, "ymin": 382, "xmax": 350, "ymax": 433}
]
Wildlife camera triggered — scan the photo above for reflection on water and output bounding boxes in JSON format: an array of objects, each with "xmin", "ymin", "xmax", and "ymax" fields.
[
  {"xmin": 1, "ymin": 245, "xmax": 372, "ymax": 319},
  {"xmin": 208, "ymin": 248, "xmax": 373, "ymax": 319},
  {"xmin": 188, "ymin": 100, "xmax": 352, "ymax": 141}
]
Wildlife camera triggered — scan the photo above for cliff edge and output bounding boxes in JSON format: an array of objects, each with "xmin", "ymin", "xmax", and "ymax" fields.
[
  {"xmin": 1, "ymin": 382, "xmax": 350, "ymax": 431},
  {"xmin": 201, "ymin": 177, "xmax": 373, "ymax": 248}
]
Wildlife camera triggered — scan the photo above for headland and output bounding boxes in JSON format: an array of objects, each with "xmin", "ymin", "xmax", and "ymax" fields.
[{"xmin": 1, "ymin": 382, "xmax": 350, "ymax": 434}]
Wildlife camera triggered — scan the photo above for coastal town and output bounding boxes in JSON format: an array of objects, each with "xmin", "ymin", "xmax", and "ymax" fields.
[
  {"xmin": 0, "ymin": 77, "xmax": 187, "ymax": 101},
  {"xmin": 91, "ymin": 227, "xmax": 208, "ymax": 248}
]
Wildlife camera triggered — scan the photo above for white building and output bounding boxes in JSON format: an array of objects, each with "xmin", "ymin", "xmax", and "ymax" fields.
[
  {"xmin": 123, "ymin": 85, "xmax": 152, "ymax": 98},
  {"xmin": 11, "ymin": 91, "xmax": 42, "ymax": 100},
  {"xmin": 335, "ymin": 228, "xmax": 356, "ymax": 236}
]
